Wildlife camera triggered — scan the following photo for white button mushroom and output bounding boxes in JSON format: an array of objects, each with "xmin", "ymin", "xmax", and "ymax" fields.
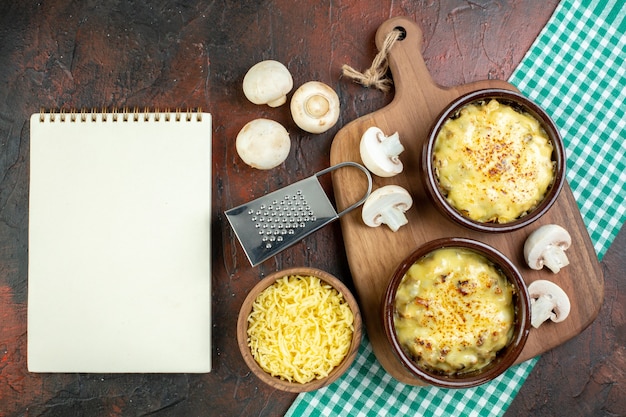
[
  {"xmin": 359, "ymin": 126, "xmax": 404, "ymax": 177},
  {"xmin": 524, "ymin": 224, "xmax": 572, "ymax": 273},
  {"xmin": 236, "ymin": 118, "xmax": 291, "ymax": 170},
  {"xmin": 290, "ymin": 81, "xmax": 340, "ymax": 134},
  {"xmin": 528, "ymin": 279, "xmax": 571, "ymax": 328},
  {"xmin": 361, "ymin": 185, "xmax": 413, "ymax": 232},
  {"xmin": 242, "ymin": 60, "xmax": 293, "ymax": 107}
]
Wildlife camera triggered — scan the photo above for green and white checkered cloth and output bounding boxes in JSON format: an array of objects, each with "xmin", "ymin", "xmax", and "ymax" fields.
[
  {"xmin": 512, "ymin": 0, "xmax": 625, "ymax": 260},
  {"xmin": 287, "ymin": 0, "xmax": 625, "ymax": 416}
]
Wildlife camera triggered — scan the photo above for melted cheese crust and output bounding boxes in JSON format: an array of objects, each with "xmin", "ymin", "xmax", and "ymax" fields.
[
  {"xmin": 394, "ymin": 248, "xmax": 515, "ymax": 375},
  {"xmin": 247, "ymin": 275, "xmax": 354, "ymax": 383},
  {"xmin": 434, "ymin": 99, "xmax": 554, "ymax": 223}
]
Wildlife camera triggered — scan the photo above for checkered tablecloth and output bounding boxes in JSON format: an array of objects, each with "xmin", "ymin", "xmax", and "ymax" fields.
[{"xmin": 287, "ymin": 0, "xmax": 625, "ymax": 415}]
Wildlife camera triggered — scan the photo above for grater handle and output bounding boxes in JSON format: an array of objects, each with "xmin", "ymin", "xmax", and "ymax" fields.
[{"xmin": 315, "ymin": 162, "xmax": 372, "ymax": 218}]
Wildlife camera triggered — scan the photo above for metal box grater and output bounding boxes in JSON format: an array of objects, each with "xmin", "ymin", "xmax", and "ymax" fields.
[{"xmin": 225, "ymin": 162, "xmax": 372, "ymax": 266}]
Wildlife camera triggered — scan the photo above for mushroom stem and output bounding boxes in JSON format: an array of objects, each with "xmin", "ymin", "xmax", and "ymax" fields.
[
  {"xmin": 524, "ymin": 224, "xmax": 572, "ymax": 273},
  {"xmin": 304, "ymin": 94, "xmax": 329, "ymax": 118},
  {"xmin": 540, "ymin": 245, "xmax": 570, "ymax": 273},
  {"xmin": 360, "ymin": 127, "xmax": 405, "ymax": 177},
  {"xmin": 378, "ymin": 131, "xmax": 404, "ymax": 159},
  {"xmin": 267, "ymin": 96, "xmax": 287, "ymax": 108},
  {"xmin": 531, "ymin": 294, "xmax": 559, "ymax": 328},
  {"xmin": 361, "ymin": 185, "xmax": 413, "ymax": 232},
  {"xmin": 379, "ymin": 206, "xmax": 409, "ymax": 232},
  {"xmin": 528, "ymin": 279, "xmax": 571, "ymax": 328},
  {"xmin": 290, "ymin": 81, "xmax": 340, "ymax": 134}
]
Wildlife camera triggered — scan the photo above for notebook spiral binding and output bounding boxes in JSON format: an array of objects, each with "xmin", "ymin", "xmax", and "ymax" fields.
[{"xmin": 39, "ymin": 107, "xmax": 204, "ymax": 123}]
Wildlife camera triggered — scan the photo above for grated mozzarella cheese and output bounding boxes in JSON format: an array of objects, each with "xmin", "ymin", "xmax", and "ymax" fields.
[{"xmin": 247, "ymin": 275, "xmax": 354, "ymax": 384}]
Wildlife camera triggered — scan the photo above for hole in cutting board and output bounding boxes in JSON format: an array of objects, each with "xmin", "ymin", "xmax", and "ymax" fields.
[{"xmin": 393, "ymin": 26, "xmax": 407, "ymax": 40}]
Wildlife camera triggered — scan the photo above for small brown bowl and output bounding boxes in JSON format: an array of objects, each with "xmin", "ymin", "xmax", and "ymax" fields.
[
  {"xmin": 382, "ymin": 238, "xmax": 531, "ymax": 388},
  {"xmin": 237, "ymin": 267, "xmax": 362, "ymax": 392},
  {"xmin": 422, "ymin": 89, "xmax": 566, "ymax": 233}
]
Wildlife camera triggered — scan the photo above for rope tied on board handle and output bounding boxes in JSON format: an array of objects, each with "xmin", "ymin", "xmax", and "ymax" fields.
[{"xmin": 341, "ymin": 28, "xmax": 403, "ymax": 93}]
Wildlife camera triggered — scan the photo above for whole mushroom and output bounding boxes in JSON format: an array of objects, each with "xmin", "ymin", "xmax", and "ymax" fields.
[
  {"xmin": 243, "ymin": 60, "xmax": 293, "ymax": 107},
  {"xmin": 528, "ymin": 280, "xmax": 571, "ymax": 328},
  {"xmin": 359, "ymin": 126, "xmax": 404, "ymax": 177},
  {"xmin": 524, "ymin": 224, "xmax": 572, "ymax": 273},
  {"xmin": 290, "ymin": 81, "xmax": 340, "ymax": 134},
  {"xmin": 361, "ymin": 185, "xmax": 413, "ymax": 232},
  {"xmin": 236, "ymin": 119, "xmax": 291, "ymax": 170}
]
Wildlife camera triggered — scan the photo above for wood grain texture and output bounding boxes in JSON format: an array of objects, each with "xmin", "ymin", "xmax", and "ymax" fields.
[
  {"xmin": 1, "ymin": 1, "xmax": 622, "ymax": 416},
  {"xmin": 329, "ymin": 16, "xmax": 603, "ymax": 385}
]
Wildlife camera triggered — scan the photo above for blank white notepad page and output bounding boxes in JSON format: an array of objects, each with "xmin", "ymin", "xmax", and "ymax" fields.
[{"xmin": 28, "ymin": 111, "xmax": 212, "ymax": 373}]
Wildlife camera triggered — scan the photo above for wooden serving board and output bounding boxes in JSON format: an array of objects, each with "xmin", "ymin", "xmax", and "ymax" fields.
[{"xmin": 330, "ymin": 17, "xmax": 604, "ymax": 385}]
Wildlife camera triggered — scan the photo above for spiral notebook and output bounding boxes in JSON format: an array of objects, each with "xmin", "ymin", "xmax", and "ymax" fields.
[{"xmin": 28, "ymin": 109, "xmax": 212, "ymax": 373}]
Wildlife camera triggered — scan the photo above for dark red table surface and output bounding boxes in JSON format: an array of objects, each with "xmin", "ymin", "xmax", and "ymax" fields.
[{"xmin": 0, "ymin": 1, "xmax": 623, "ymax": 416}]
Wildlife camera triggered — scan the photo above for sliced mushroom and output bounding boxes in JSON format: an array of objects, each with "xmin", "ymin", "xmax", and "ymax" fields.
[
  {"xmin": 290, "ymin": 81, "xmax": 340, "ymax": 134},
  {"xmin": 528, "ymin": 280, "xmax": 571, "ymax": 328},
  {"xmin": 236, "ymin": 119, "xmax": 290, "ymax": 170},
  {"xmin": 524, "ymin": 224, "xmax": 571, "ymax": 273},
  {"xmin": 359, "ymin": 126, "xmax": 404, "ymax": 177},
  {"xmin": 361, "ymin": 185, "xmax": 413, "ymax": 232},
  {"xmin": 242, "ymin": 60, "xmax": 293, "ymax": 107}
]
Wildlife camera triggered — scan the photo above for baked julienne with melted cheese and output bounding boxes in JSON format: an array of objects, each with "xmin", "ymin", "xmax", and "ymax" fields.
[
  {"xmin": 433, "ymin": 98, "xmax": 555, "ymax": 224},
  {"xmin": 393, "ymin": 247, "xmax": 516, "ymax": 375}
]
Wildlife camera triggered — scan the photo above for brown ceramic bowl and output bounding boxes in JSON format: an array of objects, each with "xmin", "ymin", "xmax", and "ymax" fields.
[
  {"xmin": 422, "ymin": 89, "xmax": 566, "ymax": 233},
  {"xmin": 237, "ymin": 267, "xmax": 362, "ymax": 392},
  {"xmin": 382, "ymin": 238, "xmax": 531, "ymax": 388}
]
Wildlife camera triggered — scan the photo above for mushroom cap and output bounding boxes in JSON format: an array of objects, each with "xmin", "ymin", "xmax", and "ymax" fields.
[
  {"xmin": 524, "ymin": 224, "xmax": 572, "ymax": 270},
  {"xmin": 359, "ymin": 126, "xmax": 404, "ymax": 177},
  {"xmin": 290, "ymin": 81, "xmax": 340, "ymax": 134},
  {"xmin": 361, "ymin": 185, "xmax": 413, "ymax": 228},
  {"xmin": 243, "ymin": 60, "xmax": 293, "ymax": 107},
  {"xmin": 235, "ymin": 118, "xmax": 291, "ymax": 170},
  {"xmin": 528, "ymin": 279, "xmax": 571, "ymax": 323}
]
